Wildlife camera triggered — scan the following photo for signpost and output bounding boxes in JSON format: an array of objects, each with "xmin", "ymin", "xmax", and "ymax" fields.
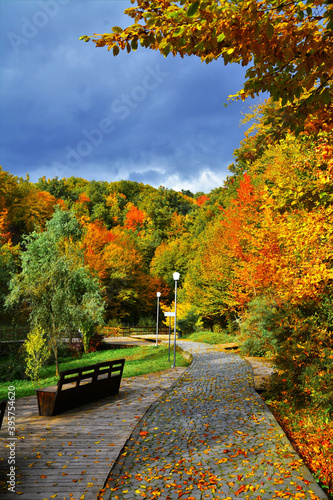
[{"xmin": 164, "ymin": 312, "xmax": 175, "ymax": 362}]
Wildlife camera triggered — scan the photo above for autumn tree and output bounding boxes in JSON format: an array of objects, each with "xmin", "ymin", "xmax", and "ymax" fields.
[
  {"xmin": 6, "ymin": 209, "xmax": 105, "ymax": 375},
  {"xmin": 81, "ymin": 220, "xmax": 169, "ymax": 322},
  {"xmin": 0, "ymin": 167, "xmax": 62, "ymax": 241},
  {"xmin": 124, "ymin": 204, "xmax": 146, "ymax": 232},
  {"xmin": 150, "ymin": 234, "xmax": 198, "ymax": 289}
]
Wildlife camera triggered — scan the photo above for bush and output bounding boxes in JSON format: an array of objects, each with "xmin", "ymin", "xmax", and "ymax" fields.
[
  {"xmin": 24, "ymin": 326, "xmax": 49, "ymax": 381},
  {"xmin": 177, "ymin": 307, "xmax": 201, "ymax": 337},
  {"xmin": 87, "ymin": 332, "xmax": 104, "ymax": 352},
  {"xmin": 0, "ymin": 353, "xmax": 26, "ymax": 383},
  {"xmin": 137, "ymin": 316, "xmax": 155, "ymax": 327},
  {"xmin": 238, "ymin": 296, "xmax": 278, "ymax": 357},
  {"xmin": 67, "ymin": 340, "xmax": 84, "ymax": 359},
  {"xmin": 106, "ymin": 318, "xmax": 123, "ymax": 327},
  {"xmin": 263, "ymin": 295, "xmax": 333, "ymax": 416}
]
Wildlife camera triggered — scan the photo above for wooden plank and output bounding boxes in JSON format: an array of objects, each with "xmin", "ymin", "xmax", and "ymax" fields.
[{"xmin": 0, "ymin": 367, "xmax": 186, "ymax": 499}]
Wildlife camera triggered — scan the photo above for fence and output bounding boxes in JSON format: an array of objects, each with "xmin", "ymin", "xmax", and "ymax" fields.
[
  {"xmin": 102, "ymin": 326, "xmax": 169, "ymax": 338},
  {"xmin": 0, "ymin": 328, "xmax": 29, "ymax": 355},
  {"xmin": 0, "ymin": 328, "xmax": 29, "ymax": 341}
]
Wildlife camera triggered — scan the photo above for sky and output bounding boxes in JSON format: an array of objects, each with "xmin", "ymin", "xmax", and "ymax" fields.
[{"xmin": 0, "ymin": 0, "xmax": 259, "ymax": 194}]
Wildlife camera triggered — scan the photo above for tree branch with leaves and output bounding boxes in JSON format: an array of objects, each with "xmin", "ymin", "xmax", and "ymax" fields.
[{"xmin": 81, "ymin": 0, "xmax": 333, "ymax": 134}]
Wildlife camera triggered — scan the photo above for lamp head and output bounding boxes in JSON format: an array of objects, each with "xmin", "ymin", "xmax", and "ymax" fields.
[
  {"xmin": 156, "ymin": 292, "xmax": 161, "ymax": 297},
  {"xmin": 173, "ymin": 272, "xmax": 180, "ymax": 281}
]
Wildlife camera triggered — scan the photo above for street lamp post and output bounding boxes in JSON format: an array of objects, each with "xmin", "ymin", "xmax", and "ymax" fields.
[
  {"xmin": 156, "ymin": 292, "xmax": 161, "ymax": 346},
  {"xmin": 172, "ymin": 272, "xmax": 180, "ymax": 367}
]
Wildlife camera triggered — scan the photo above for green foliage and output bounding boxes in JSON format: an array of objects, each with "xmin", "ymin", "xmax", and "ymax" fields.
[
  {"xmin": 177, "ymin": 306, "xmax": 201, "ymax": 336},
  {"xmin": 106, "ymin": 317, "xmax": 124, "ymax": 328},
  {"xmin": 0, "ymin": 341, "xmax": 25, "ymax": 383},
  {"xmin": 0, "ymin": 242, "xmax": 21, "ymax": 324},
  {"xmin": 24, "ymin": 326, "xmax": 49, "ymax": 381},
  {"xmin": 150, "ymin": 235, "xmax": 197, "ymax": 288},
  {"xmin": 265, "ymin": 298, "xmax": 333, "ymax": 415},
  {"xmin": 238, "ymin": 296, "xmax": 279, "ymax": 357},
  {"xmin": 137, "ymin": 316, "xmax": 156, "ymax": 327},
  {"xmin": 6, "ymin": 208, "xmax": 105, "ymax": 375},
  {"xmin": 185, "ymin": 330, "xmax": 237, "ymax": 345},
  {"xmin": 36, "ymin": 176, "xmax": 74, "ymax": 201}
]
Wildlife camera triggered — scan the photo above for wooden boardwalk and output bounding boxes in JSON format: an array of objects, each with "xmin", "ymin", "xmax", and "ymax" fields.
[{"xmin": 0, "ymin": 368, "xmax": 186, "ymax": 500}]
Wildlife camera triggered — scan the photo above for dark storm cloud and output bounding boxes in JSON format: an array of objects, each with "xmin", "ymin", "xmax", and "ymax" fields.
[{"xmin": 0, "ymin": 0, "xmax": 256, "ymax": 193}]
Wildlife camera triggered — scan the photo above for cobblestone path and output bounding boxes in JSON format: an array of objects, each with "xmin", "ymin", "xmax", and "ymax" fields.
[{"xmin": 102, "ymin": 341, "xmax": 327, "ymax": 500}]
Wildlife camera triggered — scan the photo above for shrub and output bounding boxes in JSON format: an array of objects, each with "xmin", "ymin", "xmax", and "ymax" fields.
[
  {"xmin": 67, "ymin": 340, "xmax": 84, "ymax": 359},
  {"xmin": 137, "ymin": 316, "xmax": 155, "ymax": 327},
  {"xmin": 238, "ymin": 296, "xmax": 278, "ymax": 357},
  {"xmin": 177, "ymin": 307, "xmax": 201, "ymax": 337},
  {"xmin": 24, "ymin": 326, "xmax": 49, "ymax": 381},
  {"xmin": 265, "ymin": 296, "xmax": 333, "ymax": 416},
  {"xmin": 88, "ymin": 332, "xmax": 104, "ymax": 352}
]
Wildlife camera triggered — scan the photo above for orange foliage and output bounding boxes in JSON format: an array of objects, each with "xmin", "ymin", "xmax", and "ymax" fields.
[
  {"xmin": 0, "ymin": 208, "xmax": 11, "ymax": 243},
  {"xmin": 124, "ymin": 205, "xmax": 146, "ymax": 231},
  {"xmin": 270, "ymin": 405, "xmax": 333, "ymax": 495},
  {"xmin": 219, "ymin": 173, "xmax": 282, "ymax": 305},
  {"xmin": 82, "ymin": 221, "xmax": 116, "ymax": 280},
  {"xmin": 196, "ymin": 195, "xmax": 210, "ymax": 206},
  {"xmin": 78, "ymin": 192, "xmax": 91, "ymax": 204}
]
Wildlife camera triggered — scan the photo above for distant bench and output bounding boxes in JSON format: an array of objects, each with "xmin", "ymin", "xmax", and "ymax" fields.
[{"xmin": 36, "ymin": 359, "xmax": 125, "ymax": 416}]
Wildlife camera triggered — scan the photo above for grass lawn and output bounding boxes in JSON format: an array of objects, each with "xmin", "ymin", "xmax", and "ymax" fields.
[
  {"xmin": 0, "ymin": 344, "xmax": 190, "ymax": 400},
  {"xmin": 183, "ymin": 330, "xmax": 238, "ymax": 345}
]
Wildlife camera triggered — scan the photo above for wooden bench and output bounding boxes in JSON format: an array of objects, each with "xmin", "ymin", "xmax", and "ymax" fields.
[
  {"xmin": 0, "ymin": 400, "xmax": 7, "ymax": 430},
  {"xmin": 36, "ymin": 359, "xmax": 125, "ymax": 416}
]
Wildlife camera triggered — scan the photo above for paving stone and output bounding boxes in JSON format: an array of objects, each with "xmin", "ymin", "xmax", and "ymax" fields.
[{"xmin": 100, "ymin": 341, "xmax": 328, "ymax": 500}]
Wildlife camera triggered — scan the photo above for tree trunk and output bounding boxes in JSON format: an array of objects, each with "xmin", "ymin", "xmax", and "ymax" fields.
[{"xmin": 55, "ymin": 343, "xmax": 59, "ymax": 377}]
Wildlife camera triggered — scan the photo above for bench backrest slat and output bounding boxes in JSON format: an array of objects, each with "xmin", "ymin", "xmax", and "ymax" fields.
[{"xmin": 57, "ymin": 359, "xmax": 125, "ymax": 391}]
